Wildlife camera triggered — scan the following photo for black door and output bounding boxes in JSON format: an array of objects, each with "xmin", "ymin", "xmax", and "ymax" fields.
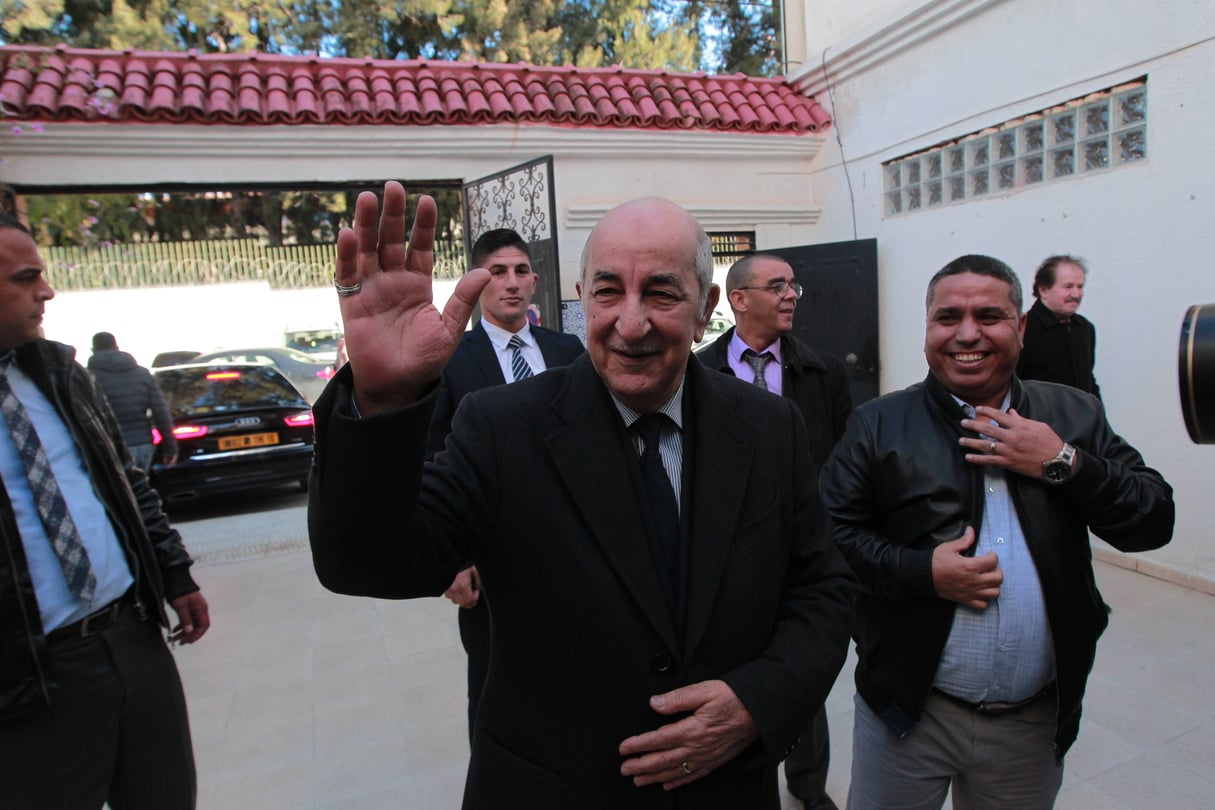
[
  {"xmin": 765, "ymin": 239, "xmax": 880, "ymax": 404},
  {"xmin": 462, "ymin": 156, "xmax": 562, "ymax": 330}
]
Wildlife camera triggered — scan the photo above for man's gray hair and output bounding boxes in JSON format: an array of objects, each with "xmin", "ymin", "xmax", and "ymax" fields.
[{"xmin": 579, "ymin": 201, "xmax": 715, "ymax": 311}]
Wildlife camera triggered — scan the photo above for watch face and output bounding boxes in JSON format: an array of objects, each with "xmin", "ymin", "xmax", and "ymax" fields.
[{"xmin": 1043, "ymin": 459, "xmax": 1071, "ymax": 483}]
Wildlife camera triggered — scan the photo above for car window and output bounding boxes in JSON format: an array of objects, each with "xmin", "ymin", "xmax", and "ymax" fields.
[
  {"xmin": 201, "ymin": 353, "xmax": 271, "ymax": 366},
  {"xmin": 285, "ymin": 330, "xmax": 341, "ymax": 353},
  {"xmin": 279, "ymin": 348, "xmax": 322, "ymax": 363},
  {"xmin": 154, "ymin": 366, "xmax": 307, "ymax": 415}
]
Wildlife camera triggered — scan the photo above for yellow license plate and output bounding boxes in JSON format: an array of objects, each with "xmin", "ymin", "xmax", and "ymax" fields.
[{"xmin": 218, "ymin": 432, "xmax": 279, "ymax": 451}]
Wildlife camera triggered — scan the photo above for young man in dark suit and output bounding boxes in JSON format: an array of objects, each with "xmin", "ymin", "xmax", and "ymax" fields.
[
  {"xmin": 697, "ymin": 253, "xmax": 853, "ymax": 809},
  {"xmin": 427, "ymin": 228, "xmax": 583, "ymax": 738},
  {"xmin": 309, "ymin": 184, "xmax": 856, "ymax": 809}
]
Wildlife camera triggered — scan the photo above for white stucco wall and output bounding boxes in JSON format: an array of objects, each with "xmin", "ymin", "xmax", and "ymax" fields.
[
  {"xmin": 802, "ymin": 0, "xmax": 920, "ymax": 59},
  {"xmin": 0, "ymin": 125, "xmax": 825, "ymax": 303},
  {"xmin": 790, "ymin": 0, "xmax": 1215, "ymax": 582}
]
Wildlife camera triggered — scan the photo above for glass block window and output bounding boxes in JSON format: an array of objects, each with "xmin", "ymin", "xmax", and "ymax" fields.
[{"xmin": 881, "ymin": 78, "xmax": 1147, "ymax": 217}]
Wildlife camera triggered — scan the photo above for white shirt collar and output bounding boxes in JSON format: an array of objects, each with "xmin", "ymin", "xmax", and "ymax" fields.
[{"xmin": 481, "ymin": 317, "xmax": 533, "ymax": 350}]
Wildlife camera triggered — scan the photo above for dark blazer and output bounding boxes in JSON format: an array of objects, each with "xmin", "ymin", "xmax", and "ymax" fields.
[
  {"xmin": 309, "ymin": 354, "xmax": 856, "ymax": 810},
  {"xmin": 697, "ymin": 328, "xmax": 853, "ymax": 467},
  {"xmin": 1017, "ymin": 298, "xmax": 1101, "ymax": 399},
  {"xmin": 426, "ymin": 321, "xmax": 585, "ymax": 458}
]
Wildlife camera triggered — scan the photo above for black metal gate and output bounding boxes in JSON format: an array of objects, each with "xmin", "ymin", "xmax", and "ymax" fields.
[{"xmin": 462, "ymin": 156, "xmax": 561, "ymax": 330}]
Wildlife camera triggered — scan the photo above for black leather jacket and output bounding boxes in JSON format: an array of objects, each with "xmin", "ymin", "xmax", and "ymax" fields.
[
  {"xmin": 821, "ymin": 373, "xmax": 1174, "ymax": 758},
  {"xmin": 0, "ymin": 340, "xmax": 198, "ymax": 719}
]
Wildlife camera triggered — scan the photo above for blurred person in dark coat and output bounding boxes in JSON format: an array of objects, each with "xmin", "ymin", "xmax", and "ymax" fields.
[{"xmin": 87, "ymin": 331, "xmax": 178, "ymax": 470}]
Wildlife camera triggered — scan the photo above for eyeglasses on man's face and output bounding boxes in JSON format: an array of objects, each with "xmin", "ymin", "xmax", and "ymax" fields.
[{"xmin": 737, "ymin": 280, "xmax": 804, "ymax": 299}]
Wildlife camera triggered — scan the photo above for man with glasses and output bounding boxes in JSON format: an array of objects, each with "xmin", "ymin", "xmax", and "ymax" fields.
[{"xmin": 698, "ymin": 254, "xmax": 853, "ymax": 809}]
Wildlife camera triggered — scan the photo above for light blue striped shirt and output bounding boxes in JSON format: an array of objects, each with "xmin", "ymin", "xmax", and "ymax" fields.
[
  {"xmin": 0, "ymin": 358, "xmax": 133, "ymax": 632},
  {"xmin": 933, "ymin": 395, "xmax": 1056, "ymax": 703},
  {"xmin": 611, "ymin": 380, "xmax": 685, "ymax": 514}
]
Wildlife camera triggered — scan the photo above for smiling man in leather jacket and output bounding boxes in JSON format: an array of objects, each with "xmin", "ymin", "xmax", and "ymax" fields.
[{"xmin": 822, "ymin": 254, "xmax": 1173, "ymax": 810}]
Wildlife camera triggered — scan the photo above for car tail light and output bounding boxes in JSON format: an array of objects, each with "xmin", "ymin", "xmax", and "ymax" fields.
[
  {"xmin": 316, "ymin": 366, "xmax": 336, "ymax": 381},
  {"xmin": 173, "ymin": 424, "xmax": 209, "ymax": 440},
  {"xmin": 284, "ymin": 412, "xmax": 314, "ymax": 428},
  {"xmin": 205, "ymin": 371, "xmax": 241, "ymax": 381}
]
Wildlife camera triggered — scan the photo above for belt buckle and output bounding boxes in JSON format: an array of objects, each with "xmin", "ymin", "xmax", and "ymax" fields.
[{"xmin": 78, "ymin": 600, "xmax": 121, "ymax": 637}]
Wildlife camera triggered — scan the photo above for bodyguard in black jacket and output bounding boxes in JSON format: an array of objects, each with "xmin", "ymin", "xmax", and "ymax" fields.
[
  {"xmin": 0, "ymin": 341, "xmax": 202, "ymax": 716},
  {"xmin": 697, "ymin": 325, "xmax": 851, "ymax": 469},
  {"xmin": 0, "ymin": 216, "xmax": 208, "ymax": 809},
  {"xmin": 822, "ymin": 255, "xmax": 1172, "ymax": 809}
]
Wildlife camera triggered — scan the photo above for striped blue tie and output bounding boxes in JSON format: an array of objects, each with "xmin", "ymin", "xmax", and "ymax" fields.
[
  {"xmin": 508, "ymin": 335, "xmax": 534, "ymax": 382},
  {"xmin": 0, "ymin": 357, "xmax": 96, "ymax": 600}
]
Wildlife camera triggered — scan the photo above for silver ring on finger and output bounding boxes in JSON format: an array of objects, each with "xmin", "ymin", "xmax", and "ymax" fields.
[
  {"xmin": 681, "ymin": 761, "xmax": 693, "ymax": 775},
  {"xmin": 989, "ymin": 439, "xmax": 997, "ymax": 453},
  {"xmin": 334, "ymin": 276, "xmax": 363, "ymax": 297}
]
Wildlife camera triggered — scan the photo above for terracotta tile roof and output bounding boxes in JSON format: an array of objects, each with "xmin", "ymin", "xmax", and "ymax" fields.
[{"xmin": 0, "ymin": 45, "xmax": 831, "ymax": 135}]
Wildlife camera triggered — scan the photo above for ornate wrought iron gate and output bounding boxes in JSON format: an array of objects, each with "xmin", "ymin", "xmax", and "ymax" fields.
[{"xmin": 462, "ymin": 156, "xmax": 562, "ymax": 330}]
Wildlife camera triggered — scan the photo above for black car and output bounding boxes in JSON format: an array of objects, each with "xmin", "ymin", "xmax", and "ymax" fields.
[
  {"xmin": 187, "ymin": 347, "xmax": 335, "ymax": 403},
  {"xmin": 151, "ymin": 350, "xmax": 202, "ymax": 368},
  {"xmin": 150, "ymin": 363, "xmax": 315, "ymax": 502}
]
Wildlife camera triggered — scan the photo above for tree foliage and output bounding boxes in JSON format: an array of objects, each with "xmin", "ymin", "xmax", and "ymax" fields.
[
  {"xmin": 0, "ymin": 0, "xmax": 760, "ymax": 71},
  {"xmin": 3, "ymin": 0, "xmax": 781, "ymax": 248}
]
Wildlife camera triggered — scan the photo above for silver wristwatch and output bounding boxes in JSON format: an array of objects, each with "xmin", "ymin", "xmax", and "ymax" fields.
[{"xmin": 1042, "ymin": 443, "xmax": 1077, "ymax": 484}]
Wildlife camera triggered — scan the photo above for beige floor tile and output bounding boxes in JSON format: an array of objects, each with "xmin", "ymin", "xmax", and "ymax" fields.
[
  {"xmin": 1087, "ymin": 752, "xmax": 1215, "ymax": 810},
  {"xmin": 179, "ymin": 550, "xmax": 1215, "ymax": 809}
]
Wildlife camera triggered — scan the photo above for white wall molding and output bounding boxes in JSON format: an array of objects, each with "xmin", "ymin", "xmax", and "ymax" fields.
[
  {"xmin": 791, "ymin": 0, "xmax": 1004, "ymax": 97},
  {"xmin": 0, "ymin": 123, "xmax": 824, "ymax": 186},
  {"xmin": 565, "ymin": 205, "xmax": 822, "ymax": 230}
]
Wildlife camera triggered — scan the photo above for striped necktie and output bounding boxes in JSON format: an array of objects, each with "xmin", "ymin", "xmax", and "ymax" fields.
[
  {"xmin": 0, "ymin": 356, "xmax": 96, "ymax": 600},
  {"xmin": 742, "ymin": 349, "xmax": 774, "ymax": 392},
  {"xmin": 508, "ymin": 334, "xmax": 534, "ymax": 382}
]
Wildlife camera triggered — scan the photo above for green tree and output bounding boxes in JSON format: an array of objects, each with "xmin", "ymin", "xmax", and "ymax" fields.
[
  {"xmin": 715, "ymin": 0, "xmax": 780, "ymax": 75},
  {"xmin": 328, "ymin": 0, "xmax": 457, "ymax": 60},
  {"xmin": 656, "ymin": 0, "xmax": 781, "ymax": 76},
  {"xmin": 25, "ymin": 193, "xmax": 152, "ymax": 247}
]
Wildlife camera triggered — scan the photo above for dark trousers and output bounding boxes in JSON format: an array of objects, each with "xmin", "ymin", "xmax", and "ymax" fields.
[
  {"xmin": 459, "ymin": 595, "xmax": 492, "ymax": 740},
  {"xmin": 783, "ymin": 706, "xmax": 833, "ymax": 806},
  {"xmin": 0, "ymin": 602, "xmax": 196, "ymax": 810}
]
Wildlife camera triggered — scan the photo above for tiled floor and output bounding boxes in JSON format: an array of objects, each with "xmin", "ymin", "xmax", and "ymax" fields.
[{"xmin": 175, "ymin": 544, "xmax": 1215, "ymax": 809}]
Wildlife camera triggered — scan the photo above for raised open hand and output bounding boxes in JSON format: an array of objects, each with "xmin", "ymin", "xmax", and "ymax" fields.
[{"xmin": 334, "ymin": 181, "xmax": 490, "ymax": 415}]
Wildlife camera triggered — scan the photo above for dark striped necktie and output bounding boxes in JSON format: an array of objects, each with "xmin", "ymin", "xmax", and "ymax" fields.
[
  {"xmin": 742, "ymin": 349, "xmax": 774, "ymax": 391},
  {"xmin": 0, "ymin": 356, "xmax": 96, "ymax": 600},
  {"xmin": 508, "ymin": 334, "xmax": 534, "ymax": 382}
]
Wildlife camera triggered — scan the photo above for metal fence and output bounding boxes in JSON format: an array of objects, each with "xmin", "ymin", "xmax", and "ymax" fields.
[{"xmin": 42, "ymin": 238, "xmax": 470, "ymax": 290}]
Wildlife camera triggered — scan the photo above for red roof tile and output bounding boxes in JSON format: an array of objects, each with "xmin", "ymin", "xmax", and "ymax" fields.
[{"xmin": 0, "ymin": 45, "xmax": 831, "ymax": 135}]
